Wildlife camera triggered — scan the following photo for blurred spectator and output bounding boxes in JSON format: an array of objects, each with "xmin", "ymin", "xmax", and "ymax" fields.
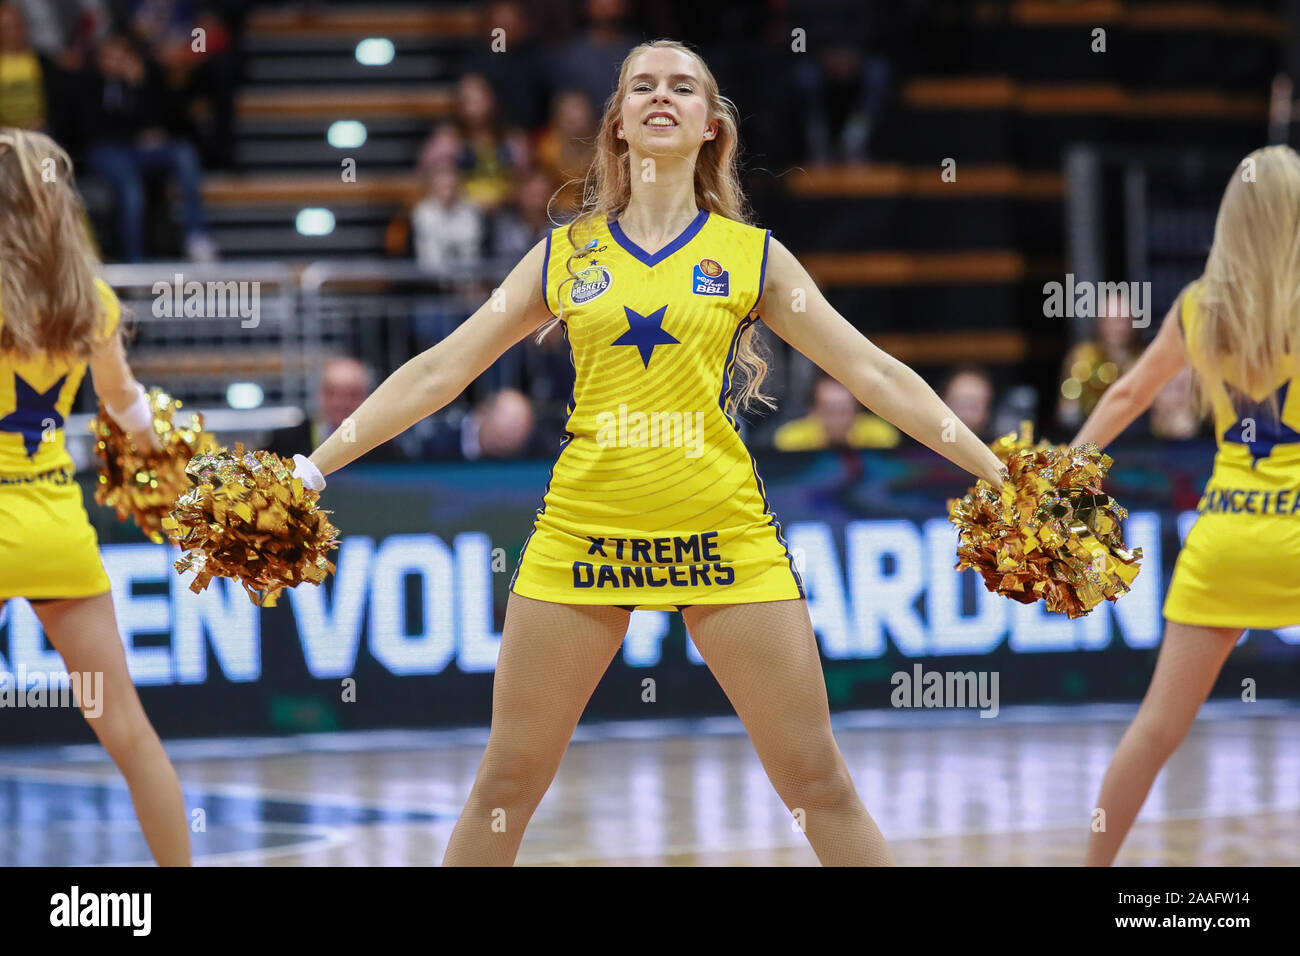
[
  {"xmin": 128, "ymin": 0, "xmax": 247, "ymax": 170},
  {"xmin": 11, "ymin": 0, "xmax": 108, "ymax": 151},
  {"xmin": 790, "ymin": 0, "xmax": 892, "ymax": 164},
  {"xmin": 411, "ymin": 163, "xmax": 485, "ymax": 273},
  {"xmin": 521, "ymin": 322, "xmax": 576, "ymax": 407},
  {"xmin": 773, "ymin": 375, "xmax": 900, "ymax": 451},
  {"xmin": 534, "ymin": 88, "xmax": 597, "ymax": 216},
  {"xmin": 82, "ymin": 30, "xmax": 216, "ymax": 261},
  {"xmin": 490, "ymin": 167, "xmax": 557, "ymax": 262},
  {"xmin": 474, "ymin": 388, "xmax": 537, "ymax": 458},
  {"xmin": 1150, "ymin": 366, "xmax": 1201, "ymax": 440},
  {"xmin": 13, "ymin": 0, "xmax": 106, "ymax": 59},
  {"xmin": 463, "ymin": 0, "xmax": 551, "ymax": 132},
  {"xmin": 1057, "ymin": 289, "xmax": 1140, "ymax": 429},
  {"xmin": 554, "ymin": 0, "xmax": 635, "ymax": 113},
  {"xmin": 0, "ymin": 2, "xmax": 47, "ymax": 129},
  {"xmin": 418, "ymin": 120, "xmax": 460, "ymax": 169},
  {"xmin": 265, "ymin": 356, "xmax": 405, "ymax": 463},
  {"xmin": 989, "ymin": 382, "xmax": 1040, "ymax": 442},
  {"xmin": 421, "ymin": 388, "xmax": 556, "ymax": 460},
  {"xmin": 940, "ymin": 365, "xmax": 995, "ymax": 441},
  {"xmin": 418, "ymin": 73, "xmax": 529, "ymax": 210}
]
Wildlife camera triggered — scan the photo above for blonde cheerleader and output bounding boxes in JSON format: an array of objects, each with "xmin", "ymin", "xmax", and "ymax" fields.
[
  {"xmin": 0, "ymin": 129, "xmax": 190, "ymax": 866},
  {"xmin": 290, "ymin": 41, "xmax": 1007, "ymax": 866},
  {"xmin": 1074, "ymin": 145, "xmax": 1300, "ymax": 865}
]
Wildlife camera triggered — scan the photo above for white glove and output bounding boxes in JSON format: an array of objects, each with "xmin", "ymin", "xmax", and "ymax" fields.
[
  {"xmin": 106, "ymin": 383, "xmax": 152, "ymax": 434},
  {"xmin": 291, "ymin": 454, "xmax": 326, "ymax": 492}
]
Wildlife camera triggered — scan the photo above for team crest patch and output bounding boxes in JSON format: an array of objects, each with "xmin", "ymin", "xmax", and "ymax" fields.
[
  {"xmin": 692, "ymin": 258, "xmax": 729, "ymax": 296},
  {"xmin": 570, "ymin": 266, "xmax": 612, "ymax": 304}
]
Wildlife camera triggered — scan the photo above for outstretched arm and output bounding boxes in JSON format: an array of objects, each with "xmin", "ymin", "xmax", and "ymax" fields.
[
  {"xmin": 307, "ymin": 238, "xmax": 554, "ymax": 477},
  {"xmin": 759, "ymin": 237, "xmax": 1006, "ymax": 487},
  {"xmin": 1071, "ymin": 288, "xmax": 1189, "ymax": 451}
]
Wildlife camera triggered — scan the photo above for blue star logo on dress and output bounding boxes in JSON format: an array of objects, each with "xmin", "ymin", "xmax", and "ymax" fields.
[
  {"xmin": 0, "ymin": 372, "xmax": 67, "ymax": 459},
  {"xmin": 611, "ymin": 305, "xmax": 679, "ymax": 369},
  {"xmin": 1224, "ymin": 381, "xmax": 1300, "ymax": 466}
]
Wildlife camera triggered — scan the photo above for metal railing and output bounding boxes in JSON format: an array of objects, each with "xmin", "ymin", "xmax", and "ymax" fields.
[{"xmin": 93, "ymin": 259, "xmax": 807, "ymax": 433}]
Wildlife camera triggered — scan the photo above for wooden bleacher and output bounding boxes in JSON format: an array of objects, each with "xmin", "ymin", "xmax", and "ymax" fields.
[{"xmin": 202, "ymin": 0, "xmax": 1284, "ymax": 384}]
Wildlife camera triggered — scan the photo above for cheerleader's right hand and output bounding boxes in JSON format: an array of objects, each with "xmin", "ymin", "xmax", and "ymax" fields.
[{"xmin": 291, "ymin": 453, "xmax": 326, "ymax": 492}]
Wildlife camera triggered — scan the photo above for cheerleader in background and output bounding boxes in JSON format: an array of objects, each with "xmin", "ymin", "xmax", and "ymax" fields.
[
  {"xmin": 0, "ymin": 129, "xmax": 190, "ymax": 866},
  {"xmin": 1073, "ymin": 145, "xmax": 1300, "ymax": 865}
]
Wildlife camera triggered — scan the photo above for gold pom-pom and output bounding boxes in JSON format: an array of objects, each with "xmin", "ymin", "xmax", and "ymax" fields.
[
  {"xmin": 162, "ymin": 444, "xmax": 339, "ymax": 607},
  {"xmin": 89, "ymin": 387, "xmax": 218, "ymax": 543},
  {"xmin": 947, "ymin": 422, "xmax": 1142, "ymax": 619},
  {"xmin": 989, "ymin": 419, "xmax": 1054, "ymax": 463}
]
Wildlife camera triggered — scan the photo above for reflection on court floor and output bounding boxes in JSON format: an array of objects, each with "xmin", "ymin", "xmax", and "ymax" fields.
[{"xmin": 3, "ymin": 703, "xmax": 1298, "ymax": 866}]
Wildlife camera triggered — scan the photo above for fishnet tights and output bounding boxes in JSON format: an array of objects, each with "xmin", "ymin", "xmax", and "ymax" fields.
[
  {"xmin": 442, "ymin": 594, "xmax": 894, "ymax": 866},
  {"xmin": 1085, "ymin": 621, "xmax": 1242, "ymax": 865}
]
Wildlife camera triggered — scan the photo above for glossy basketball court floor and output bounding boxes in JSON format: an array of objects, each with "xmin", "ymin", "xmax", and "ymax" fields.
[{"xmin": 3, "ymin": 702, "xmax": 1298, "ymax": 866}]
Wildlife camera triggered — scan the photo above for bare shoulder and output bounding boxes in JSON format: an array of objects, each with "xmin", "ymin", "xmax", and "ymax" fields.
[{"xmin": 760, "ymin": 235, "xmax": 801, "ymax": 292}]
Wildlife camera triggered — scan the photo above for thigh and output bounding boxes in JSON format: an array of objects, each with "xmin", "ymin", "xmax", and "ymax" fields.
[
  {"xmin": 488, "ymin": 594, "xmax": 631, "ymax": 740},
  {"xmin": 30, "ymin": 592, "xmax": 148, "ymax": 730},
  {"xmin": 1140, "ymin": 621, "xmax": 1242, "ymax": 719},
  {"xmin": 681, "ymin": 599, "xmax": 835, "ymax": 754},
  {"xmin": 137, "ymin": 141, "xmax": 199, "ymax": 177}
]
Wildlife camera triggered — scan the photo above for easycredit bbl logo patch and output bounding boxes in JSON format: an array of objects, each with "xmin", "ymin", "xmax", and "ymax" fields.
[
  {"xmin": 570, "ymin": 266, "xmax": 612, "ymax": 305},
  {"xmin": 692, "ymin": 258, "xmax": 729, "ymax": 296}
]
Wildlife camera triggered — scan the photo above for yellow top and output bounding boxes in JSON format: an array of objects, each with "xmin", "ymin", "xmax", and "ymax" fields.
[
  {"xmin": 532, "ymin": 210, "xmax": 773, "ymax": 530},
  {"xmin": 0, "ymin": 278, "xmax": 121, "ymax": 475},
  {"xmin": 0, "ymin": 51, "xmax": 46, "ymax": 129},
  {"xmin": 1180, "ymin": 278, "xmax": 1300, "ymax": 481},
  {"xmin": 508, "ymin": 208, "xmax": 804, "ymax": 605}
]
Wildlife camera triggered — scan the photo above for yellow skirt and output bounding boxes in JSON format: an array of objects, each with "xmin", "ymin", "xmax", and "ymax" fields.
[
  {"xmin": 1164, "ymin": 483, "xmax": 1300, "ymax": 628},
  {"xmin": 509, "ymin": 511, "xmax": 805, "ymax": 610},
  {"xmin": 0, "ymin": 469, "xmax": 111, "ymax": 600}
]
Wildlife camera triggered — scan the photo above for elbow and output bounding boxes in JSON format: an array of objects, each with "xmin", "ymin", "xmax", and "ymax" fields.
[
  {"xmin": 419, "ymin": 353, "xmax": 453, "ymax": 415},
  {"xmin": 855, "ymin": 350, "xmax": 899, "ymax": 405},
  {"xmin": 1103, "ymin": 378, "xmax": 1140, "ymax": 411}
]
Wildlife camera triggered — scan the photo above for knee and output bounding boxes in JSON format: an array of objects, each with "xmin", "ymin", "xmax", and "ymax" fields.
[
  {"xmin": 768, "ymin": 742, "xmax": 856, "ymax": 809},
  {"xmin": 88, "ymin": 711, "xmax": 155, "ymax": 766},
  {"xmin": 1131, "ymin": 717, "xmax": 1187, "ymax": 760},
  {"xmin": 472, "ymin": 749, "xmax": 555, "ymax": 811},
  {"xmin": 798, "ymin": 765, "xmax": 857, "ymax": 812}
]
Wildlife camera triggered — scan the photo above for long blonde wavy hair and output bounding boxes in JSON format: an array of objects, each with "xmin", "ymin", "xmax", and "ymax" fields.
[
  {"xmin": 541, "ymin": 39, "xmax": 775, "ymax": 412},
  {"xmin": 0, "ymin": 128, "xmax": 107, "ymax": 361},
  {"xmin": 1192, "ymin": 145, "xmax": 1300, "ymax": 419}
]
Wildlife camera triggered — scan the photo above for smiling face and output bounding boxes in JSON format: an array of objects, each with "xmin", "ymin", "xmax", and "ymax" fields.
[{"xmin": 617, "ymin": 47, "xmax": 717, "ymax": 158}]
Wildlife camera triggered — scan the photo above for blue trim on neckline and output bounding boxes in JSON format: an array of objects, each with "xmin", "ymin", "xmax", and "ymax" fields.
[{"xmin": 607, "ymin": 208, "xmax": 709, "ymax": 266}]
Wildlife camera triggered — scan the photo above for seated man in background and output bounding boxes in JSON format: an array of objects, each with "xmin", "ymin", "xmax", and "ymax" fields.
[
  {"xmin": 266, "ymin": 356, "xmax": 406, "ymax": 463},
  {"xmin": 82, "ymin": 30, "xmax": 216, "ymax": 261},
  {"xmin": 773, "ymin": 374, "xmax": 901, "ymax": 451},
  {"xmin": 419, "ymin": 387, "xmax": 557, "ymax": 461}
]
